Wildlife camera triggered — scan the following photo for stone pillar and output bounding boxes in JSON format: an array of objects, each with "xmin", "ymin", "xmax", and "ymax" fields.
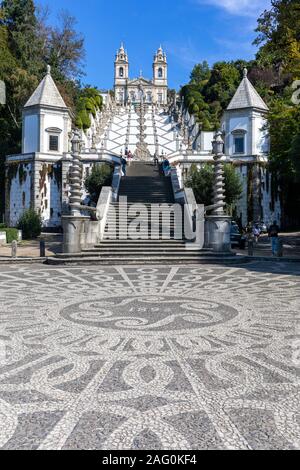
[
  {"xmin": 205, "ymin": 215, "xmax": 232, "ymax": 252},
  {"xmin": 62, "ymin": 215, "xmax": 87, "ymax": 254},
  {"xmin": 205, "ymin": 130, "xmax": 232, "ymax": 252},
  {"xmin": 62, "ymin": 130, "xmax": 89, "ymax": 254}
]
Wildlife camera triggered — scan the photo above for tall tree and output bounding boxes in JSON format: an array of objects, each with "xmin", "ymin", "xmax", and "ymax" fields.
[
  {"xmin": 190, "ymin": 61, "xmax": 211, "ymax": 86},
  {"xmin": 255, "ymin": 0, "xmax": 300, "ymax": 78},
  {"xmin": 46, "ymin": 10, "xmax": 85, "ymax": 82},
  {"xmin": 0, "ymin": 0, "xmax": 86, "ymax": 219}
]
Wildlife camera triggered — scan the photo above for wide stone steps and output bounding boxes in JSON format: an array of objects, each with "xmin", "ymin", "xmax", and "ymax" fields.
[{"xmin": 47, "ymin": 254, "xmax": 246, "ymax": 266}]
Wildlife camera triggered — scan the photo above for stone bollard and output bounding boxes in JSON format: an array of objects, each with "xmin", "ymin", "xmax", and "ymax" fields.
[
  {"xmin": 248, "ymin": 239, "xmax": 254, "ymax": 257},
  {"xmin": 11, "ymin": 240, "xmax": 17, "ymax": 258},
  {"xmin": 40, "ymin": 240, "xmax": 46, "ymax": 258}
]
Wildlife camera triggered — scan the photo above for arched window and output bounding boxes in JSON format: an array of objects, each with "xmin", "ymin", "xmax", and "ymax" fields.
[
  {"xmin": 158, "ymin": 68, "xmax": 163, "ymax": 78},
  {"xmin": 119, "ymin": 67, "xmax": 124, "ymax": 78}
]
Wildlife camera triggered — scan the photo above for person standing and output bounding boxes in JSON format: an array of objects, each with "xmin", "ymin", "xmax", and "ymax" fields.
[
  {"xmin": 268, "ymin": 221, "xmax": 280, "ymax": 256},
  {"xmin": 121, "ymin": 156, "xmax": 127, "ymax": 177},
  {"xmin": 127, "ymin": 150, "xmax": 132, "ymax": 166},
  {"xmin": 253, "ymin": 224, "xmax": 261, "ymax": 244}
]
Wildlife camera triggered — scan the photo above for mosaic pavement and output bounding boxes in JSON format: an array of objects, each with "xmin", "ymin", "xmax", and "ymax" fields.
[{"xmin": 0, "ymin": 262, "xmax": 299, "ymax": 450}]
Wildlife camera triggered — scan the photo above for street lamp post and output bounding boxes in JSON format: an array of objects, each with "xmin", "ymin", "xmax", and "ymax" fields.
[{"xmin": 204, "ymin": 130, "xmax": 232, "ymax": 252}]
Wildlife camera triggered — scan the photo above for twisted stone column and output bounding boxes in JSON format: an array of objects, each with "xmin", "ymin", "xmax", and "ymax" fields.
[
  {"xmin": 69, "ymin": 131, "xmax": 83, "ymax": 216},
  {"xmin": 212, "ymin": 153, "xmax": 226, "ymax": 216},
  {"xmin": 205, "ymin": 130, "xmax": 231, "ymax": 252}
]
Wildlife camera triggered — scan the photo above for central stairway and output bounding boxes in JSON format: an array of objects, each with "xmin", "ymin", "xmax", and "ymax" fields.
[{"xmin": 49, "ymin": 162, "xmax": 244, "ymax": 265}]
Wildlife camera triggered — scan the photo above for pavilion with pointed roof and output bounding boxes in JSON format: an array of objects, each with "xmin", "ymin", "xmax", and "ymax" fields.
[
  {"xmin": 227, "ymin": 69, "xmax": 269, "ymax": 112},
  {"xmin": 24, "ymin": 66, "xmax": 68, "ymax": 110},
  {"xmin": 22, "ymin": 65, "xmax": 71, "ymax": 157},
  {"xmin": 222, "ymin": 68, "xmax": 270, "ymax": 161}
]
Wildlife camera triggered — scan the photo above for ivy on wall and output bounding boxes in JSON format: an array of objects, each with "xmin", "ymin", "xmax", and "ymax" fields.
[{"xmin": 75, "ymin": 88, "xmax": 103, "ymax": 131}]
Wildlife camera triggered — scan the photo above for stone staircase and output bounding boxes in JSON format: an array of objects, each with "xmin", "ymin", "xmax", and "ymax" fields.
[{"xmin": 49, "ymin": 162, "xmax": 245, "ymax": 265}]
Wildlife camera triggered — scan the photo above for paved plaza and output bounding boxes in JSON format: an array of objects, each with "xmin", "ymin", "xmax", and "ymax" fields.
[{"xmin": 0, "ymin": 262, "xmax": 299, "ymax": 450}]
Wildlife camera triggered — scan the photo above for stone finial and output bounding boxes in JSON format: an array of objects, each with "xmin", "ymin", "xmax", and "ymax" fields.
[
  {"xmin": 243, "ymin": 68, "xmax": 248, "ymax": 78},
  {"xmin": 47, "ymin": 64, "xmax": 51, "ymax": 75}
]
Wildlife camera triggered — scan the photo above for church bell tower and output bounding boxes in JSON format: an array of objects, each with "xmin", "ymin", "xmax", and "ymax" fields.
[
  {"xmin": 114, "ymin": 44, "xmax": 129, "ymax": 105},
  {"xmin": 153, "ymin": 46, "xmax": 168, "ymax": 105}
]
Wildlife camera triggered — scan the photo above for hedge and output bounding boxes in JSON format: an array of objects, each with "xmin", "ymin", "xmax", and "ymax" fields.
[{"xmin": 0, "ymin": 227, "xmax": 19, "ymax": 243}]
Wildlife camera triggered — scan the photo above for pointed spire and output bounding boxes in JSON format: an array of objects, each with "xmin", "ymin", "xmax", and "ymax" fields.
[
  {"xmin": 227, "ymin": 68, "xmax": 269, "ymax": 112},
  {"xmin": 24, "ymin": 65, "xmax": 67, "ymax": 109}
]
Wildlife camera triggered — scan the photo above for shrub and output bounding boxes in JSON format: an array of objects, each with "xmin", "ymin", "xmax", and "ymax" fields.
[
  {"xmin": 0, "ymin": 227, "xmax": 19, "ymax": 243},
  {"xmin": 85, "ymin": 164, "xmax": 113, "ymax": 204},
  {"xmin": 17, "ymin": 209, "xmax": 42, "ymax": 240}
]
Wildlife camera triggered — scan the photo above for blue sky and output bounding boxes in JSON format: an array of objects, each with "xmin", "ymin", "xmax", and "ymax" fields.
[{"xmin": 37, "ymin": 0, "xmax": 271, "ymax": 90}]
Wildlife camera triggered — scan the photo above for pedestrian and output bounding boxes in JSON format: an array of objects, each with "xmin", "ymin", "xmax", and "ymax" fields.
[
  {"xmin": 127, "ymin": 150, "xmax": 132, "ymax": 166},
  {"xmin": 253, "ymin": 224, "xmax": 261, "ymax": 244},
  {"xmin": 125, "ymin": 146, "xmax": 128, "ymax": 156},
  {"xmin": 268, "ymin": 220, "xmax": 280, "ymax": 256},
  {"xmin": 162, "ymin": 158, "xmax": 171, "ymax": 176},
  {"xmin": 121, "ymin": 156, "xmax": 127, "ymax": 177},
  {"xmin": 153, "ymin": 152, "xmax": 159, "ymax": 166}
]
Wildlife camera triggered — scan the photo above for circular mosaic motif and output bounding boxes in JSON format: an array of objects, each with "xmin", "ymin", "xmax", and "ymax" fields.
[{"xmin": 60, "ymin": 295, "xmax": 240, "ymax": 332}]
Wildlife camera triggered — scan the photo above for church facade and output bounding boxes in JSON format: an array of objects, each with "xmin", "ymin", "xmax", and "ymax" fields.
[{"xmin": 114, "ymin": 45, "xmax": 168, "ymax": 106}]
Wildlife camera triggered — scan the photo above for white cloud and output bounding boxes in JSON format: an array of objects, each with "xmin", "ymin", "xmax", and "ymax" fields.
[{"xmin": 196, "ymin": 0, "xmax": 271, "ymax": 17}]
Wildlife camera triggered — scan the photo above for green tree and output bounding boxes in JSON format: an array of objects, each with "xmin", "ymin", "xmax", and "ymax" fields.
[
  {"xmin": 255, "ymin": 0, "xmax": 300, "ymax": 77},
  {"xmin": 253, "ymin": 0, "xmax": 300, "ymax": 226},
  {"xmin": 0, "ymin": 0, "xmax": 87, "ymax": 219},
  {"xmin": 185, "ymin": 163, "xmax": 242, "ymax": 210},
  {"xmin": 17, "ymin": 208, "xmax": 41, "ymax": 239},
  {"xmin": 190, "ymin": 61, "xmax": 211, "ymax": 86},
  {"xmin": 84, "ymin": 164, "xmax": 113, "ymax": 204}
]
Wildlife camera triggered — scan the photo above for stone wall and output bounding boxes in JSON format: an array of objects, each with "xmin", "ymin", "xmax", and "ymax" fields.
[
  {"xmin": 6, "ymin": 162, "xmax": 32, "ymax": 227},
  {"xmin": 35, "ymin": 162, "xmax": 62, "ymax": 227},
  {"xmin": 6, "ymin": 160, "xmax": 63, "ymax": 228}
]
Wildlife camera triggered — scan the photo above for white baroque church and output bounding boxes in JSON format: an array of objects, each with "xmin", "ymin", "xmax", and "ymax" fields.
[
  {"xmin": 5, "ymin": 48, "xmax": 281, "ymax": 230},
  {"xmin": 114, "ymin": 45, "xmax": 168, "ymax": 106}
]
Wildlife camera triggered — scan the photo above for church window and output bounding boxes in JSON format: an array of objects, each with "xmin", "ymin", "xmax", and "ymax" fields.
[
  {"xmin": 234, "ymin": 136, "xmax": 245, "ymax": 154},
  {"xmin": 158, "ymin": 93, "xmax": 163, "ymax": 103},
  {"xmin": 158, "ymin": 68, "xmax": 163, "ymax": 78},
  {"xmin": 119, "ymin": 67, "xmax": 124, "ymax": 78},
  {"xmin": 49, "ymin": 135, "xmax": 59, "ymax": 152}
]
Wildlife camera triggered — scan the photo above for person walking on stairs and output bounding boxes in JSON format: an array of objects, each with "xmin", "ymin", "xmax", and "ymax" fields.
[
  {"xmin": 121, "ymin": 156, "xmax": 127, "ymax": 177},
  {"xmin": 163, "ymin": 158, "xmax": 171, "ymax": 176}
]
